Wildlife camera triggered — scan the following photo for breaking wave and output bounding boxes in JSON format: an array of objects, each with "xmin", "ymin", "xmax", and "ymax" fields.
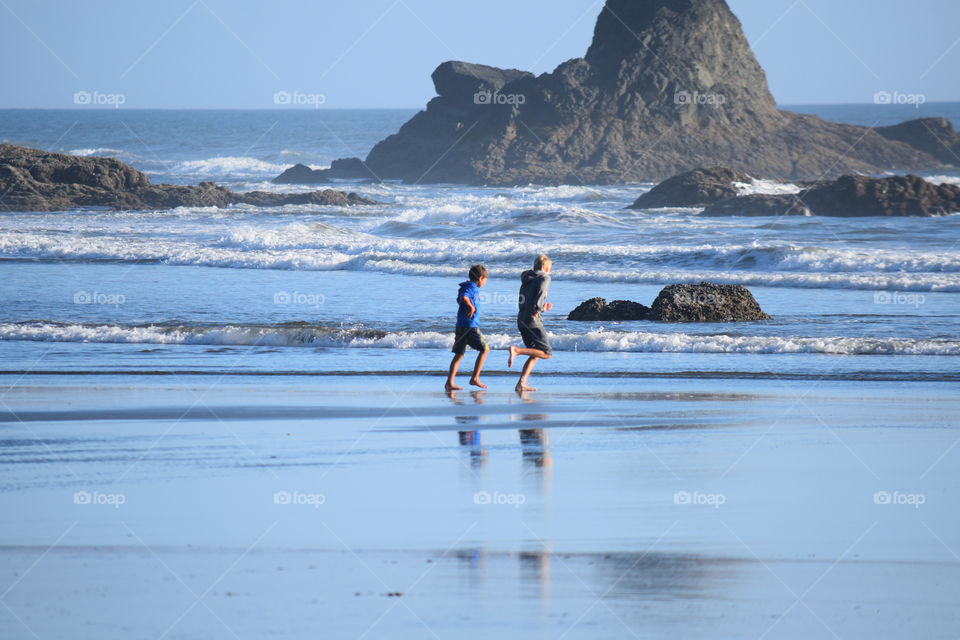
[{"xmin": 2, "ymin": 321, "xmax": 957, "ymax": 355}]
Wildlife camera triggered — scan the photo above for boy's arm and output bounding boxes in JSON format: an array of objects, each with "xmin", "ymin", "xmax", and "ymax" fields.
[
  {"xmin": 461, "ymin": 295, "xmax": 477, "ymax": 318},
  {"xmin": 533, "ymin": 279, "xmax": 551, "ymax": 315}
]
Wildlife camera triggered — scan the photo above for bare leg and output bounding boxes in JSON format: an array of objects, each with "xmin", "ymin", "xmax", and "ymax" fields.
[
  {"xmin": 469, "ymin": 349, "xmax": 489, "ymax": 388},
  {"xmin": 446, "ymin": 353, "xmax": 465, "ymax": 390},
  {"xmin": 510, "ymin": 345, "xmax": 547, "ymax": 368},
  {"xmin": 516, "ymin": 356, "xmax": 539, "ymax": 392}
]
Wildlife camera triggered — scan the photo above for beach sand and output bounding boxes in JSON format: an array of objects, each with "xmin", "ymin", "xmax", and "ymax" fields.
[{"xmin": 1, "ymin": 374, "xmax": 958, "ymax": 638}]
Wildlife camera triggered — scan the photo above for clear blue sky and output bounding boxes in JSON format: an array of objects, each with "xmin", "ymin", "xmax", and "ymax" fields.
[{"xmin": 1, "ymin": 0, "xmax": 958, "ymax": 108}]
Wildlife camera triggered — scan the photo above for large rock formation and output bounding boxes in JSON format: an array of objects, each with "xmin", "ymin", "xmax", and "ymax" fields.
[
  {"xmin": 0, "ymin": 145, "xmax": 378, "ymax": 211},
  {"xmin": 283, "ymin": 0, "xmax": 944, "ymax": 186},
  {"xmin": 649, "ymin": 283, "xmax": 770, "ymax": 322},
  {"xmin": 700, "ymin": 174, "xmax": 960, "ymax": 217},
  {"xmin": 568, "ymin": 283, "xmax": 769, "ymax": 322}
]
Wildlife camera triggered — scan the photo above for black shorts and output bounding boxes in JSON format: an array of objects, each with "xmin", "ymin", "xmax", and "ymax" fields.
[
  {"xmin": 518, "ymin": 319, "xmax": 552, "ymax": 356},
  {"xmin": 452, "ymin": 327, "xmax": 489, "ymax": 355}
]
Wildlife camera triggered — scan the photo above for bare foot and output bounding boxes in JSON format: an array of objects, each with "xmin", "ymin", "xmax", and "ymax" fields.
[
  {"xmin": 469, "ymin": 378, "xmax": 487, "ymax": 388},
  {"xmin": 445, "ymin": 382, "xmax": 462, "ymax": 391},
  {"xmin": 515, "ymin": 381, "xmax": 537, "ymax": 392},
  {"xmin": 508, "ymin": 345, "xmax": 517, "ymax": 368}
]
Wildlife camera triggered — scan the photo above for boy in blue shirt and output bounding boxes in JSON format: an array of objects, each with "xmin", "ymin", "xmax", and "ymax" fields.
[{"xmin": 445, "ymin": 264, "xmax": 490, "ymax": 391}]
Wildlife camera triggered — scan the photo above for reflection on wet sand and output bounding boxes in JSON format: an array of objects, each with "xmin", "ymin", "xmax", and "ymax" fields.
[
  {"xmin": 519, "ymin": 427, "xmax": 550, "ymax": 469},
  {"xmin": 454, "ymin": 548, "xmax": 728, "ymax": 609},
  {"xmin": 449, "ymin": 390, "xmax": 554, "ymax": 473}
]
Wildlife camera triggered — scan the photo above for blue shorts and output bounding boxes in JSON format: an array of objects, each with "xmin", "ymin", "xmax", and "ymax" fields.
[{"xmin": 452, "ymin": 327, "xmax": 489, "ymax": 355}]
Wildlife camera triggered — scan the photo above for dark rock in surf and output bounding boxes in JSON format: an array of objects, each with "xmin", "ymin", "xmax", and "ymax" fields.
[
  {"xmin": 649, "ymin": 282, "xmax": 770, "ymax": 322},
  {"xmin": 240, "ymin": 189, "xmax": 378, "ymax": 207},
  {"xmin": 701, "ymin": 193, "xmax": 810, "ymax": 216},
  {"xmin": 699, "ymin": 173, "xmax": 960, "ymax": 217},
  {"xmin": 568, "ymin": 297, "xmax": 650, "ymax": 321},
  {"xmin": 292, "ymin": 0, "xmax": 944, "ymax": 185},
  {"xmin": 272, "ymin": 163, "xmax": 330, "ymax": 184},
  {"xmin": 628, "ymin": 167, "xmax": 753, "ymax": 209},
  {"xmin": 799, "ymin": 174, "xmax": 960, "ymax": 217},
  {"xmin": 0, "ymin": 144, "xmax": 380, "ymax": 211}
]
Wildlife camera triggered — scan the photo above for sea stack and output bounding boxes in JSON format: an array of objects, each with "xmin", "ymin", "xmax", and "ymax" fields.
[{"xmin": 290, "ymin": 0, "xmax": 943, "ymax": 185}]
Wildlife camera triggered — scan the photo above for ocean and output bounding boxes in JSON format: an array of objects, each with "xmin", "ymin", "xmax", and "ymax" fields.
[
  {"xmin": 2, "ymin": 105, "xmax": 959, "ymax": 639},
  {"xmin": 1, "ymin": 105, "xmax": 959, "ymax": 382}
]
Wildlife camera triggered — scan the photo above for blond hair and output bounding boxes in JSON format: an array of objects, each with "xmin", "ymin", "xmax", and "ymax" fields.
[{"xmin": 533, "ymin": 254, "xmax": 551, "ymax": 271}]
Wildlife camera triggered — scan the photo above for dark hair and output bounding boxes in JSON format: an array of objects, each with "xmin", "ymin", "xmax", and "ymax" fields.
[{"xmin": 468, "ymin": 264, "xmax": 488, "ymax": 283}]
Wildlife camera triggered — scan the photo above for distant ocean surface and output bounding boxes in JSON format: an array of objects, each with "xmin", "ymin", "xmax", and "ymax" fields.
[{"xmin": 1, "ymin": 104, "xmax": 959, "ymax": 382}]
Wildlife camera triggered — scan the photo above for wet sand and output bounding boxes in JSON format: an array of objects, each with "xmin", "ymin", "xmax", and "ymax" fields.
[{"xmin": 1, "ymin": 375, "xmax": 958, "ymax": 638}]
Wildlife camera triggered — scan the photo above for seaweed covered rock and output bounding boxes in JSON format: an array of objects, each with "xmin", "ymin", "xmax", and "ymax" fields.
[{"xmin": 649, "ymin": 283, "xmax": 770, "ymax": 322}]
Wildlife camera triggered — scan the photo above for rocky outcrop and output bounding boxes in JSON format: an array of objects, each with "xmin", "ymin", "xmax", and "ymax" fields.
[
  {"xmin": 701, "ymin": 194, "xmax": 810, "ymax": 216},
  {"xmin": 628, "ymin": 167, "xmax": 753, "ymax": 208},
  {"xmin": 280, "ymin": 0, "xmax": 944, "ymax": 186},
  {"xmin": 568, "ymin": 283, "xmax": 769, "ymax": 322},
  {"xmin": 568, "ymin": 297, "xmax": 649, "ymax": 321},
  {"xmin": 799, "ymin": 174, "xmax": 960, "ymax": 217},
  {"xmin": 699, "ymin": 173, "xmax": 960, "ymax": 217},
  {"xmin": 875, "ymin": 118, "xmax": 960, "ymax": 166},
  {"xmin": 649, "ymin": 283, "xmax": 770, "ymax": 322},
  {"xmin": 0, "ymin": 145, "xmax": 379, "ymax": 211}
]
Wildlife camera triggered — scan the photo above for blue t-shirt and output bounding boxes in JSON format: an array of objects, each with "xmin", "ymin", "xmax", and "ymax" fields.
[{"xmin": 456, "ymin": 280, "xmax": 480, "ymax": 328}]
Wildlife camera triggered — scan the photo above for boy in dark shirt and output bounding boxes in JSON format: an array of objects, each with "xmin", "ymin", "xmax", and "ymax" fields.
[
  {"xmin": 508, "ymin": 255, "xmax": 553, "ymax": 392},
  {"xmin": 446, "ymin": 264, "xmax": 490, "ymax": 390}
]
